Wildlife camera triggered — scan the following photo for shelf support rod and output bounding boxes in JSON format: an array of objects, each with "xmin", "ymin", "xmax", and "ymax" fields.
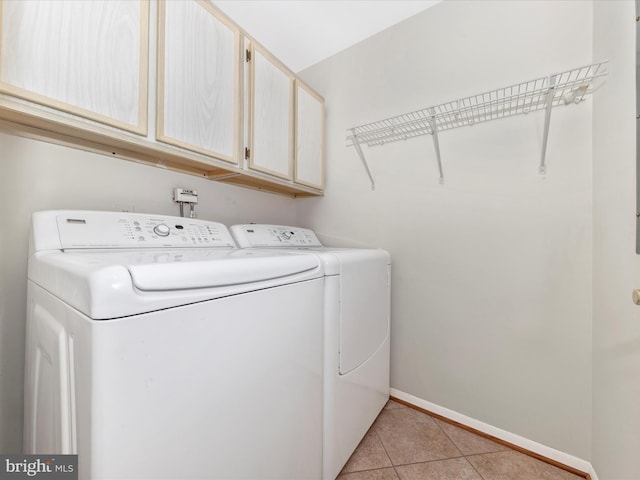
[
  {"xmin": 427, "ymin": 113, "xmax": 444, "ymax": 184},
  {"xmin": 350, "ymin": 130, "xmax": 375, "ymax": 190},
  {"xmin": 539, "ymin": 74, "xmax": 557, "ymax": 175}
]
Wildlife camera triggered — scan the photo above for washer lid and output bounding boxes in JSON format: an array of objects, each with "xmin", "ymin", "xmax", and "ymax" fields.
[
  {"xmin": 29, "ymin": 249, "xmax": 322, "ymax": 319},
  {"xmin": 71, "ymin": 249, "xmax": 320, "ymax": 291},
  {"xmin": 128, "ymin": 253, "xmax": 319, "ymax": 291}
]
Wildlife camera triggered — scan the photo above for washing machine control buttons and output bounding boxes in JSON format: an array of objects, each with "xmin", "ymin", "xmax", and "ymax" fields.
[{"xmin": 153, "ymin": 224, "xmax": 171, "ymax": 237}]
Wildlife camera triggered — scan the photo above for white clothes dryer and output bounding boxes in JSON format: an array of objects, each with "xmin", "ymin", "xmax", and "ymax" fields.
[
  {"xmin": 24, "ymin": 211, "xmax": 325, "ymax": 480},
  {"xmin": 230, "ymin": 224, "xmax": 391, "ymax": 480}
]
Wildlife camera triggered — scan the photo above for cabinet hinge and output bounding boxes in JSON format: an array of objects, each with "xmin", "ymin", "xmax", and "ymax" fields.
[
  {"xmin": 245, "ymin": 147, "xmax": 250, "ymax": 159},
  {"xmin": 245, "ymin": 49, "xmax": 251, "ymax": 62}
]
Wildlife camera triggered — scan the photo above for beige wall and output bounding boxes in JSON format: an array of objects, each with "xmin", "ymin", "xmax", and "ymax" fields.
[
  {"xmin": 592, "ymin": 1, "xmax": 640, "ymax": 478},
  {"xmin": 298, "ymin": 0, "xmax": 594, "ymax": 459},
  {"xmin": 0, "ymin": 132, "xmax": 297, "ymax": 452}
]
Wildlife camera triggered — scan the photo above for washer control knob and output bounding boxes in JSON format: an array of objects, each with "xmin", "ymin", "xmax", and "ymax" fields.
[
  {"xmin": 153, "ymin": 224, "xmax": 171, "ymax": 237},
  {"xmin": 633, "ymin": 289, "xmax": 640, "ymax": 305}
]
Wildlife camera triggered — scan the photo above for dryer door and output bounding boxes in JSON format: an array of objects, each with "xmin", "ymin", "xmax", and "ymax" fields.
[{"xmin": 338, "ymin": 251, "xmax": 390, "ymax": 375}]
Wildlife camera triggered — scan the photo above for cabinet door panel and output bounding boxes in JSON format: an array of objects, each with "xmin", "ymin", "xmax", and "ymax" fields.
[
  {"xmin": 0, "ymin": 0, "xmax": 147, "ymax": 133},
  {"xmin": 250, "ymin": 45, "xmax": 293, "ymax": 179},
  {"xmin": 295, "ymin": 82, "xmax": 324, "ymax": 189},
  {"xmin": 157, "ymin": 0, "xmax": 239, "ymax": 164}
]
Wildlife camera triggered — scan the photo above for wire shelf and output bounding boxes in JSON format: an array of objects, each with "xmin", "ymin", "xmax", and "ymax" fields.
[
  {"xmin": 348, "ymin": 62, "xmax": 607, "ymax": 147},
  {"xmin": 346, "ymin": 61, "xmax": 608, "ymax": 188}
]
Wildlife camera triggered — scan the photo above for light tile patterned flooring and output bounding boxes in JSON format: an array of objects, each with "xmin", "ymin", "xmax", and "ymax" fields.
[{"xmin": 337, "ymin": 400, "xmax": 584, "ymax": 480}]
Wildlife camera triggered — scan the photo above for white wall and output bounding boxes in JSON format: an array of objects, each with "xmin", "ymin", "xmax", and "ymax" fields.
[
  {"xmin": 298, "ymin": 0, "xmax": 594, "ymax": 459},
  {"xmin": 0, "ymin": 132, "xmax": 296, "ymax": 452},
  {"xmin": 592, "ymin": 2, "xmax": 640, "ymax": 478}
]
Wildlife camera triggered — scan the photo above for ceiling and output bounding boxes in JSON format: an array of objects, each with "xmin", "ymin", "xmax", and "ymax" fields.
[{"xmin": 212, "ymin": 1, "xmax": 443, "ymax": 73}]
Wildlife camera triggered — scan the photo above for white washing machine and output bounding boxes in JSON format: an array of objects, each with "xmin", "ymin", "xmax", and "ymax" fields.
[
  {"xmin": 24, "ymin": 210, "xmax": 325, "ymax": 480},
  {"xmin": 230, "ymin": 224, "xmax": 391, "ymax": 480}
]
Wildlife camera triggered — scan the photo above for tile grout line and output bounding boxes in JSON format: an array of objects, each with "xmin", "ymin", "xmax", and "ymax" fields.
[
  {"xmin": 371, "ymin": 422, "xmax": 399, "ymax": 479},
  {"xmin": 465, "ymin": 456, "xmax": 488, "ymax": 480},
  {"xmin": 430, "ymin": 409, "xmax": 489, "ymax": 480}
]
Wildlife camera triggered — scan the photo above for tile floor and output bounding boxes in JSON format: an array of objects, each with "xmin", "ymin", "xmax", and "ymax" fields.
[{"xmin": 337, "ymin": 400, "xmax": 585, "ymax": 480}]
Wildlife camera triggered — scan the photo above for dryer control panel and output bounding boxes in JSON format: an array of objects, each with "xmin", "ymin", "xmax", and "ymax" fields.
[
  {"xmin": 231, "ymin": 224, "xmax": 323, "ymax": 248},
  {"xmin": 31, "ymin": 211, "xmax": 237, "ymax": 251}
]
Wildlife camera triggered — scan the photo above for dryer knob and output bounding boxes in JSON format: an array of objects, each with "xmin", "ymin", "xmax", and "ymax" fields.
[{"xmin": 153, "ymin": 224, "xmax": 171, "ymax": 237}]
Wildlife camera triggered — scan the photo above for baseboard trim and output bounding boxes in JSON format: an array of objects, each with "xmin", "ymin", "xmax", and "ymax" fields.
[
  {"xmin": 389, "ymin": 388, "xmax": 594, "ymax": 479},
  {"xmin": 588, "ymin": 464, "xmax": 600, "ymax": 480}
]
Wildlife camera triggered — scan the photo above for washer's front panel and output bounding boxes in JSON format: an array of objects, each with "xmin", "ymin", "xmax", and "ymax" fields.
[{"xmin": 88, "ymin": 279, "xmax": 323, "ymax": 479}]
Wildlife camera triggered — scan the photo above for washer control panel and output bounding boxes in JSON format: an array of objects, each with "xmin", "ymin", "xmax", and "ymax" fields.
[
  {"xmin": 55, "ymin": 211, "xmax": 236, "ymax": 249},
  {"xmin": 230, "ymin": 224, "xmax": 323, "ymax": 248}
]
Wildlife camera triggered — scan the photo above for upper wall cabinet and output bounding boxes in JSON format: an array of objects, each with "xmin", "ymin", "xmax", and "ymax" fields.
[
  {"xmin": 0, "ymin": 0, "xmax": 323, "ymax": 197},
  {"xmin": 157, "ymin": 0, "xmax": 240, "ymax": 164},
  {"xmin": 0, "ymin": 0, "xmax": 148, "ymax": 134},
  {"xmin": 248, "ymin": 43, "xmax": 295, "ymax": 180},
  {"xmin": 295, "ymin": 80, "xmax": 325, "ymax": 190}
]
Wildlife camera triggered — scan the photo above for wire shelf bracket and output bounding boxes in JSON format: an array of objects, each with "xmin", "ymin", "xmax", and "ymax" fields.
[
  {"xmin": 427, "ymin": 110, "xmax": 444, "ymax": 185},
  {"xmin": 350, "ymin": 128, "xmax": 376, "ymax": 190},
  {"xmin": 346, "ymin": 61, "xmax": 607, "ymax": 188},
  {"xmin": 539, "ymin": 74, "xmax": 556, "ymax": 175}
]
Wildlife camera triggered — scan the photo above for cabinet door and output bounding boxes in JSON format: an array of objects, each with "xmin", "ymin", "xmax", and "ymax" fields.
[
  {"xmin": 0, "ymin": 0, "xmax": 148, "ymax": 134},
  {"xmin": 249, "ymin": 44, "xmax": 294, "ymax": 180},
  {"xmin": 295, "ymin": 81, "xmax": 325, "ymax": 189},
  {"xmin": 157, "ymin": 0, "xmax": 239, "ymax": 164}
]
